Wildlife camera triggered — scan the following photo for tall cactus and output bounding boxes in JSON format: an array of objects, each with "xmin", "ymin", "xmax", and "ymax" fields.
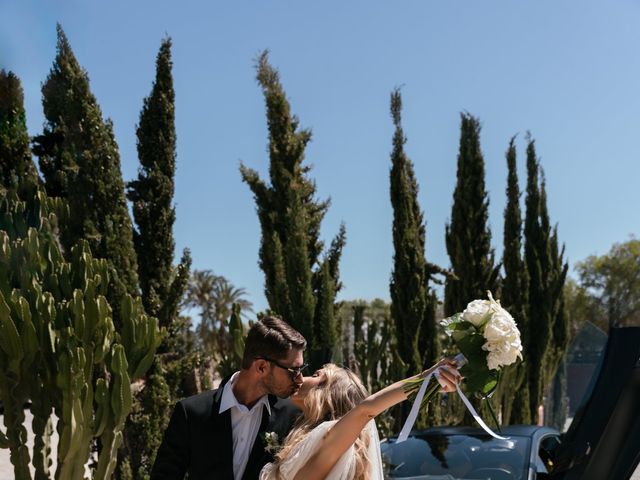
[
  {"xmin": 216, "ymin": 303, "xmax": 246, "ymax": 379},
  {"xmin": 350, "ymin": 301, "xmax": 405, "ymax": 437},
  {"xmin": 0, "ymin": 191, "xmax": 160, "ymax": 479}
]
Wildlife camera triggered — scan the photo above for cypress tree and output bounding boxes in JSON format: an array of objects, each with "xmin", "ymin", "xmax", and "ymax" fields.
[
  {"xmin": 444, "ymin": 113, "xmax": 500, "ymax": 316},
  {"xmin": 313, "ymin": 261, "xmax": 337, "ymax": 361},
  {"xmin": 126, "ymin": 37, "xmax": 189, "ymax": 331},
  {"xmin": 499, "ymin": 137, "xmax": 531, "ymax": 424},
  {"xmin": 32, "ymin": 25, "xmax": 139, "ymax": 323},
  {"xmin": 444, "ymin": 113, "xmax": 500, "ymax": 424},
  {"xmin": 121, "ymin": 38, "xmax": 192, "ymax": 479},
  {"xmin": 539, "ymin": 175, "xmax": 569, "ymax": 390},
  {"xmin": 501, "ymin": 138, "xmax": 528, "ymax": 336},
  {"xmin": 0, "ymin": 70, "xmax": 40, "ymax": 200},
  {"xmin": 240, "ymin": 52, "xmax": 345, "ymax": 365},
  {"xmin": 388, "ymin": 89, "xmax": 439, "ymax": 376},
  {"xmin": 388, "ymin": 90, "xmax": 441, "ymax": 424},
  {"xmin": 523, "ymin": 137, "xmax": 547, "ymax": 424},
  {"xmin": 312, "ymin": 226, "xmax": 346, "ymax": 363},
  {"xmin": 523, "ymin": 136, "xmax": 568, "ymax": 423}
]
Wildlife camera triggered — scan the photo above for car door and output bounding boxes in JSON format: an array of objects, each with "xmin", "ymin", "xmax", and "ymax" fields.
[{"xmin": 551, "ymin": 326, "xmax": 640, "ymax": 480}]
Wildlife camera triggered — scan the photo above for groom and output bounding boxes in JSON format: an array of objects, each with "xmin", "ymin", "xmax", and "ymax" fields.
[{"xmin": 151, "ymin": 316, "xmax": 307, "ymax": 480}]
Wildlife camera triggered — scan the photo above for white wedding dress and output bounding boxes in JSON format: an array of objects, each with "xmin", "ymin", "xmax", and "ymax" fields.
[{"xmin": 259, "ymin": 420, "xmax": 384, "ymax": 480}]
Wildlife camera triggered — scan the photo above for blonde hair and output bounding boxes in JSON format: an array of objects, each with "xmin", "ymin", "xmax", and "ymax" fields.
[{"xmin": 273, "ymin": 364, "xmax": 371, "ymax": 479}]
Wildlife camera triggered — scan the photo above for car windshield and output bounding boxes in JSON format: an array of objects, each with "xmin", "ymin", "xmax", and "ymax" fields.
[{"xmin": 381, "ymin": 433, "xmax": 531, "ymax": 480}]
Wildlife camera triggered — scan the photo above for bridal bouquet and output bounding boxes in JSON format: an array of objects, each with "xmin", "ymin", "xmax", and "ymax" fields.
[
  {"xmin": 440, "ymin": 291, "xmax": 523, "ymax": 395},
  {"xmin": 400, "ymin": 292, "xmax": 522, "ymax": 440}
]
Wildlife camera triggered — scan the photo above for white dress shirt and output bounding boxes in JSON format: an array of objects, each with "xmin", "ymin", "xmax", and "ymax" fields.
[{"xmin": 219, "ymin": 372, "xmax": 271, "ymax": 480}]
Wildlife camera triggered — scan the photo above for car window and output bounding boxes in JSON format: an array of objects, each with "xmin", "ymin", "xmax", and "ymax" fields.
[
  {"xmin": 381, "ymin": 434, "xmax": 530, "ymax": 480},
  {"xmin": 545, "ymin": 321, "xmax": 608, "ymax": 433}
]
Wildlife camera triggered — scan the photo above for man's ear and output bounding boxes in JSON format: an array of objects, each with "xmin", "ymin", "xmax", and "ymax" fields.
[{"xmin": 255, "ymin": 359, "xmax": 269, "ymax": 375}]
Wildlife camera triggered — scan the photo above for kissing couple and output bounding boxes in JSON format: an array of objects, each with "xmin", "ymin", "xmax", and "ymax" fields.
[{"xmin": 151, "ymin": 316, "xmax": 461, "ymax": 480}]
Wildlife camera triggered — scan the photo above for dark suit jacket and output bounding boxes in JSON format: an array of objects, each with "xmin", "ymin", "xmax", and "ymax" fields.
[{"xmin": 150, "ymin": 378, "xmax": 301, "ymax": 480}]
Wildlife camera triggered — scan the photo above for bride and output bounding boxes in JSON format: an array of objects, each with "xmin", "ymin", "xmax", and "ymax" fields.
[{"xmin": 260, "ymin": 359, "xmax": 461, "ymax": 480}]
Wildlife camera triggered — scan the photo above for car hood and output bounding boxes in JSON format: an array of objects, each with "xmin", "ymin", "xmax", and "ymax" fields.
[{"xmin": 554, "ymin": 326, "xmax": 640, "ymax": 479}]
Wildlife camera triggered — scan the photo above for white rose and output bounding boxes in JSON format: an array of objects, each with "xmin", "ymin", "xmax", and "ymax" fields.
[
  {"xmin": 462, "ymin": 300, "xmax": 491, "ymax": 327},
  {"xmin": 482, "ymin": 306, "xmax": 522, "ymax": 370},
  {"xmin": 483, "ymin": 309, "xmax": 517, "ymax": 343},
  {"xmin": 486, "ymin": 343, "xmax": 522, "ymax": 370},
  {"xmin": 483, "ymin": 336, "xmax": 522, "ymax": 370}
]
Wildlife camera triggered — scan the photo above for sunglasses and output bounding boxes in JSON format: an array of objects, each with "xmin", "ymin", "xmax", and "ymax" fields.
[{"xmin": 257, "ymin": 357, "xmax": 308, "ymax": 380}]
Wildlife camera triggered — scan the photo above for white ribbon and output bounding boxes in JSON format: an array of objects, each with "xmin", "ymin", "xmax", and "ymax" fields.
[
  {"xmin": 396, "ymin": 370, "xmax": 434, "ymax": 443},
  {"xmin": 396, "ymin": 358, "xmax": 508, "ymax": 443},
  {"xmin": 455, "ymin": 384, "xmax": 508, "ymax": 440}
]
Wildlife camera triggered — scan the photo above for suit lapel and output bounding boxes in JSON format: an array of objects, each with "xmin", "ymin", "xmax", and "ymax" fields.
[
  {"xmin": 242, "ymin": 404, "xmax": 271, "ymax": 480},
  {"xmin": 209, "ymin": 379, "xmax": 234, "ymax": 479}
]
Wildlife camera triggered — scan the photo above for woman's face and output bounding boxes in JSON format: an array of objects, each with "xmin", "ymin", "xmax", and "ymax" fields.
[{"xmin": 290, "ymin": 368, "xmax": 326, "ymax": 410}]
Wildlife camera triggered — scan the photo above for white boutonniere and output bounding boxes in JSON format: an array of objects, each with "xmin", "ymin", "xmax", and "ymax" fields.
[{"xmin": 262, "ymin": 431, "xmax": 281, "ymax": 454}]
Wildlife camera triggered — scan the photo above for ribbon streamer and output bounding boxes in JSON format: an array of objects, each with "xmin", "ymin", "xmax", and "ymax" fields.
[
  {"xmin": 454, "ymin": 384, "xmax": 508, "ymax": 440},
  {"xmin": 396, "ymin": 370, "xmax": 434, "ymax": 443},
  {"xmin": 396, "ymin": 362, "xmax": 508, "ymax": 443}
]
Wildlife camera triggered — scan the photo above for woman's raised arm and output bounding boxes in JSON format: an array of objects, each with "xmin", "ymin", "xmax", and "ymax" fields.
[{"xmin": 293, "ymin": 358, "xmax": 461, "ymax": 480}]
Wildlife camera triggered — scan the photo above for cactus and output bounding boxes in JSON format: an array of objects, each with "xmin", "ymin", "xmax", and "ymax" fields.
[
  {"xmin": 216, "ymin": 303, "xmax": 246, "ymax": 378},
  {"xmin": 0, "ymin": 247, "xmax": 39, "ymax": 479},
  {"xmin": 348, "ymin": 301, "xmax": 406, "ymax": 437},
  {"xmin": 0, "ymin": 191, "xmax": 160, "ymax": 479},
  {"xmin": 30, "ymin": 386, "xmax": 53, "ymax": 480}
]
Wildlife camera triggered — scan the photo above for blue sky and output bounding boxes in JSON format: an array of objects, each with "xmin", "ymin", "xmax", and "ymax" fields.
[{"xmin": 1, "ymin": 1, "xmax": 638, "ymax": 314}]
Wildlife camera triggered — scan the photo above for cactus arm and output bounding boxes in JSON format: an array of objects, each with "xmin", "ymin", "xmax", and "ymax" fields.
[
  {"xmin": 31, "ymin": 395, "xmax": 53, "ymax": 480},
  {"xmin": 0, "ymin": 383, "xmax": 31, "ymax": 480},
  {"xmin": 0, "ymin": 428, "xmax": 9, "ymax": 449},
  {"xmin": 94, "ymin": 429, "xmax": 123, "ymax": 480},
  {"xmin": 0, "ymin": 293, "xmax": 25, "ymax": 368}
]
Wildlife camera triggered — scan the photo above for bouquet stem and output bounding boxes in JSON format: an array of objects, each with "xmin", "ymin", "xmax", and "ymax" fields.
[
  {"xmin": 485, "ymin": 398, "xmax": 502, "ymax": 434},
  {"xmin": 403, "ymin": 373, "xmax": 442, "ymax": 411}
]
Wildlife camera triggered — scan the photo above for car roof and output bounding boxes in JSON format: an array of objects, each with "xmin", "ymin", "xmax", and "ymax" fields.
[{"xmin": 385, "ymin": 424, "xmax": 559, "ymax": 441}]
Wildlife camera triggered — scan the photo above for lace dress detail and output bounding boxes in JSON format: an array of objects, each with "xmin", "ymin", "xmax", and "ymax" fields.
[{"xmin": 259, "ymin": 420, "xmax": 384, "ymax": 480}]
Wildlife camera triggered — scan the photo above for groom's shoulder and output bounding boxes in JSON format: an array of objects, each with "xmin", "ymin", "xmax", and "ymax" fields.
[
  {"xmin": 177, "ymin": 387, "xmax": 221, "ymax": 417},
  {"xmin": 269, "ymin": 397, "xmax": 302, "ymax": 434},
  {"xmin": 271, "ymin": 396, "xmax": 300, "ymax": 415}
]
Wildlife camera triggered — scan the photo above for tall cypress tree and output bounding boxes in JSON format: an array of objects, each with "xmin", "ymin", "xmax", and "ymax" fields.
[
  {"xmin": 444, "ymin": 114, "xmax": 500, "ymax": 424},
  {"xmin": 33, "ymin": 25, "xmax": 139, "ymax": 323},
  {"xmin": 312, "ymin": 227, "xmax": 346, "ymax": 362},
  {"xmin": 523, "ymin": 137, "xmax": 548, "ymax": 424},
  {"xmin": 122, "ymin": 38, "xmax": 192, "ymax": 479},
  {"xmin": 126, "ymin": 37, "xmax": 189, "ymax": 330},
  {"xmin": 0, "ymin": 70, "xmax": 40, "ymax": 200},
  {"xmin": 388, "ymin": 89, "xmax": 439, "ymax": 377},
  {"xmin": 444, "ymin": 113, "xmax": 500, "ymax": 316},
  {"xmin": 388, "ymin": 90, "xmax": 440, "ymax": 424},
  {"xmin": 539, "ymin": 174, "xmax": 569, "ymax": 390},
  {"xmin": 523, "ymin": 136, "xmax": 568, "ymax": 423},
  {"xmin": 499, "ymin": 137, "xmax": 531, "ymax": 424},
  {"xmin": 240, "ymin": 52, "xmax": 345, "ymax": 364}
]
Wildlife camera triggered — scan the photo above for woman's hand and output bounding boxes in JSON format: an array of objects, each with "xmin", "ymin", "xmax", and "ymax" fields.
[{"xmin": 429, "ymin": 358, "xmax": 462, "ymax": 393}]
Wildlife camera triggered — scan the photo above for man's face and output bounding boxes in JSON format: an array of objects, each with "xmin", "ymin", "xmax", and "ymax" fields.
[{"xmin": 262, "ymin": 348, "xmax": 305, "ymax": 398}]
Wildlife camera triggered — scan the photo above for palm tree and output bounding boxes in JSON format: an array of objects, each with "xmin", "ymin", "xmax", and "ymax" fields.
[{"xmin": 183, "ymin": 270, "xmax": 253, "ymax": 355}]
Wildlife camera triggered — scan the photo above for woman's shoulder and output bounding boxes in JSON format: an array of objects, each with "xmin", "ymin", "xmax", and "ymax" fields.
[
  {"xmin": 316, "ymin": 419, "xmax": 339, "ymax": 430},
  {"xmin": 306, "ymin": 420, "xmax": 339, "ymax": 439}
]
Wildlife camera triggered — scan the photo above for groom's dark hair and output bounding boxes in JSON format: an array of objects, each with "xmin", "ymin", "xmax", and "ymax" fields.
[{"xmin": 242, "ymin": 316, "xmax": 306, "ymax": 369}]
